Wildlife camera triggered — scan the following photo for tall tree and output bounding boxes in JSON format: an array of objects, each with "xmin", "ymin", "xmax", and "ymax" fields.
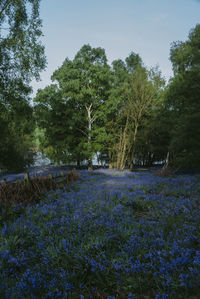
[
  {"xmin": 0, "ymin": 0, "xmax": 46, "ymax": 81},
  {"xmin": 0, "ymin": 0, "xmax": 46, "ymax": 170},
  {"xmin": 34, "ymin": 45, "xmax": 111, "ymax": 168},
  {"xmin": 105, "ymin": 53, "xmax": 165, "ymax": 170},
  {"xmin": 166, "ymin": 24, "xmax": 200, "ymax": 168},
  {"xmin": 127, "ymin": 66, "xmax": 165, "ymax": 170}
]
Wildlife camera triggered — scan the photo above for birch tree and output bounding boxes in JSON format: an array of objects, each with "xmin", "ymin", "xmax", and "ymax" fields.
[{"xmin": 34, "ymin": 44, "xmax": 111, "ymax": 168}]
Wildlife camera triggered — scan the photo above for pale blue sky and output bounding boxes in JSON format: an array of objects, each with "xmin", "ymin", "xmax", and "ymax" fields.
[{"xmin": 31, "ymin": 0, "xmax": 200, "ymax": 97}]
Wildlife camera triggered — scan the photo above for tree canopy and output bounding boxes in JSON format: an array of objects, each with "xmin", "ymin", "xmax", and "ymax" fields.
[
  {"xmin": 0, "ymin": 0, "xmax": 46, "ymax": 171},
  {"xmin": 34, "ymin": 45, "xmax": 111, "ymax": 168},
  {"xmin": 165, "ymin": 24, "xmax": 200, "ymax": 168},
  {"xmin": 34, "ymin": 46, "xmax": 165, "ymax": 170},
  {"xmin": 2, "ymin": 12, "xmax": 199, "ymax": 171}
]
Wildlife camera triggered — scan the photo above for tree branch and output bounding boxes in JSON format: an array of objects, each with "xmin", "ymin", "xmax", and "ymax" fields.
[
  {"xmin": 76, "ymin": 127, "xmax": 88, "ymax": 137},
  {"xmin": 91, "ymin": 115, "xmax": 97, "ymax": 124},
  {"xmin": 0, "ymin": 0, "xmax": 11, "ymax": 20}
]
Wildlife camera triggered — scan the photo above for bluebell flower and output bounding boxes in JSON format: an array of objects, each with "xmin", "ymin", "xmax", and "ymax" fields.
[
  {"xmin": 127, "ymin": 293, "xmax": 137, "ymax": 299},
  {"xmin": 1, "ymin": 169, "xmax": 200, "ymax": 297}
]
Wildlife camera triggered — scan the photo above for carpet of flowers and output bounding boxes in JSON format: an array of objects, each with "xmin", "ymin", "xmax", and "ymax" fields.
[{"xmin": 0, "ymin": 169, "xmax": 200, "ymax": 298}]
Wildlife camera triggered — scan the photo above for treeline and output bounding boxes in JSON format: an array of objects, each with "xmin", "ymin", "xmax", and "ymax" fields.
[
  {"xmin": 0, "ymin": 1, "xmax": 199, "ymax": 171},
  {"xmin": 34, "ymin": 46, "xmax": 165, "ymax": 170},
  {"xmin": 34, "ymin": 24, "xmax": 200, "ymax": 170}
]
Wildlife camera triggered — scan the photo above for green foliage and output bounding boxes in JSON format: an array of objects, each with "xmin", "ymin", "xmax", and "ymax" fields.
[
  {"xmin": 34, "ymin": 44, "xmax": 111, "ymax": 167},
  {"xmin": 34, "ymin": 47, "xmax": 166, "ymax": 169},
  {"xmin": 0, "ymin": 0, "xmax": 46, "ymax": 82},
  {"xmin": 0, "ymin": 0, "xmax": 46, "ymax": 171},
  {"xmin": 0, "ymin": 98, "xmax": 35, "ymax": 171},
  {"xmin": 133, "ymin": 93, "xmax": 170, "ymax": 166},
  {"xmin": 0, "ymin": 202, "xmax": 26, "ymax": 226},
  {"xmin": 33, "ymin": 24, "xmax": 200, "ymax": 170},
  {"xmin": 166, "ymin": 24, "xmax": 200, "ymax": 168},
  {"xmin": 104, "ymin": 55, "xmax": 165, "ymax": 169}
]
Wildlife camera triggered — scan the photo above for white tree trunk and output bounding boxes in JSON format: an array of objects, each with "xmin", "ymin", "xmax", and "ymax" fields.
[{"xmin": 85, "ymin": 104, "xmax": 97, "ymax": 169}]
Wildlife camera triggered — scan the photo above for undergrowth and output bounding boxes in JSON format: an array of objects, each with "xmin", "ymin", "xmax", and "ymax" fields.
[{"xmin": 0, "ymin": 169, "xmax": 200, "ymax": 298}]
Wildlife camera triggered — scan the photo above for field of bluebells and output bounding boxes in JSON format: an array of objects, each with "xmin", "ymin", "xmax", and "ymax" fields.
[{"xmin": 0, "ymin": 168, "xmax": 200, "ymax": 298}]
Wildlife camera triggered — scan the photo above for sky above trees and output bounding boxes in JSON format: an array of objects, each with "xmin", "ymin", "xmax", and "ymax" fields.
[{"xmin": 31, "ymin": 0, "xmax": 200, "ymax": 97}]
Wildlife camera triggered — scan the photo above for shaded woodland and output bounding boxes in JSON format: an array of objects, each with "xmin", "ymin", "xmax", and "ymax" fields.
[{"xmin": 1, "ymin": 0, "xmax": 200, "ymax": 171}]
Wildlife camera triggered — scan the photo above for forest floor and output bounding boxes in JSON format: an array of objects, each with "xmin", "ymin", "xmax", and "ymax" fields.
[{"xmin": 0, "ymin": 168, "xmax": 200, "ymax": 298}]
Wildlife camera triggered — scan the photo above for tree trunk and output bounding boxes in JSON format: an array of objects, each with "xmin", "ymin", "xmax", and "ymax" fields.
[
  {"xmin": 86, "ymin": 104, "xmax": 96, "ymax": 170},
  {"xmin": 129, "ymin": 158, "xmax": 134, "ymax": 171},
  {"xmin": 88, "ymin": 158, "xmax": 93, "ymax": 170},
  {"xmin": 77, "ymin": 159, "xmax": 81, "ymax": 169},
  {"xmin": 163, "ymin": 151, "xmax": 170, "ymax": 169},
  {"xmin": 88, "ymin": 118, "xmax": 93, "ymax": 170},
  {"xmin": 129, "ymin": 123, "xmax": 138, "ymax": 171},
  {"xmin": 116, "ymin": 113, "xmax": 129, "ymax": 170},
  {"xmin": 108, "ymin": 151, "xmax": 116, "ymax": 169}
]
